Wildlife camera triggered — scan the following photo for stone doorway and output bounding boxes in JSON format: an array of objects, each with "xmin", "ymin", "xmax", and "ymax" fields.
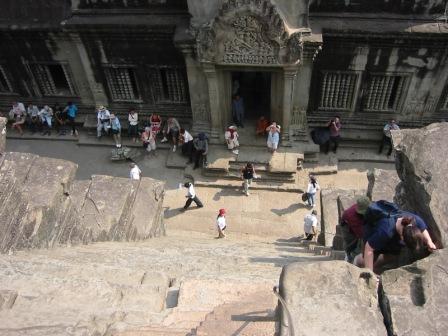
[{"xmin": 231, "ymin": 71, "xmax": 271, "ymax": 121}]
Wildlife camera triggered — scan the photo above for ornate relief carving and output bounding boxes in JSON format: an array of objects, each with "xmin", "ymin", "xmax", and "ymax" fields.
[
  {"xmin": 192, "ymin": 103, "xmax": 210, "ymax": 122},
  {"xmin": 195, "ymin": 0, "xmax": 307, "ymax": 66},
  {"xmin": 291, "ymin": 106, "xmax": 307, "ymax": 130},
  {"xmin": 223, "ymin": 15, "xmax": 277, "ymax": 65}
]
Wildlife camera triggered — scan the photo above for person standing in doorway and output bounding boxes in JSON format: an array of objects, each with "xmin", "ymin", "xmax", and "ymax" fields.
[
  {"xmin": 129, "ymin": 162, "xmax": 142, "ymax": 180},
  {"xmin": 266, "ymin": 122, "xmax": 281, "ymax": 153},
  {"xmin": 232, "ymin": 95, "xmax": 245, "ymax": 128},
  {"xmin": 216, "ymin": 208, "xmax": 227, "ymax": 238},
  {"xmin": 379, "ymin": 119, "xmax": 399, "ymax": 157},
  {"xmin": 182, "ymin": 182, "xmax": 204, "ymax": 210},
  {"xmin": 241, "ymin": 162, "xmax": 256, "ymax": 196},
  {"xmin": 324, "ymin": 116, "xmax": 341, "ymax": 154}
]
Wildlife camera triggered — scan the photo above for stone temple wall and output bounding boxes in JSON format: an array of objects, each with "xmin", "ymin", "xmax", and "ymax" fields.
[
  {"xmin": 0, "ymin": 118, "xmax": 5, "ymax": 155},
  {"xmin": 0, "ymin": 150, "xmax": 165, "ymax": 253}
]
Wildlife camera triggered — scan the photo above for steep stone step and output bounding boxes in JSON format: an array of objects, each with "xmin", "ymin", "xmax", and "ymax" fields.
[{"xmin": 194, "ymin": 290, "xmax": 278, "ymax": 336}]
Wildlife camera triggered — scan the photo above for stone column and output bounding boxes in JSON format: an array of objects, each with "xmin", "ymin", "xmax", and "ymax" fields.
[
  {"xmin": 203, "ymin": 63, "xmax": 222, "ymax": 142},
  {"xmin": 0, "ymin": 117, "xmax": 6, "ymax": 155},
  {"xmin": 282, "ymin": 66, "xmax": 298, "ymax": 143},
  {"xmin": 69, "ymin": 33, "xmax": 108, "ymax": 107},
  {"xmin": 180, "ymin": 46, "xmax": 211, "ymax": 135}
]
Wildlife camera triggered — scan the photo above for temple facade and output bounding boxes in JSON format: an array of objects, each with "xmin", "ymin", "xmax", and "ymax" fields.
[{"xmin": 0, "ymin": 0, "xmax": 447, "ymax": 142}]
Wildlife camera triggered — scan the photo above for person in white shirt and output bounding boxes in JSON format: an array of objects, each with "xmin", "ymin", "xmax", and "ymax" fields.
[
  {"xmin": 128, "ymin": 109, "xmax": 139, "ymax": 143},
  {"xmin": 129, "ymin": 162, "xmax": 142, "ymax": 180},
  {"xmin": 216, "ymin": 208, "xmax": 227, "ymax": 238},
  {"xmin": 179, "ymin": 128, "xmax": 194, "ymax": 163},
  {"xmin": 305, "ymin": 175, "xmax": 320, "ymax": 207},
  {"xmin": 39, "ymin": 105, "xmax": 53, "ymax": 135},
  {"xmin": 9, "ymin": 101, "xmax": 25, "ymax": 121},
  {"xmin": 303, "ymin": 210, "xmax": 318, "ymax": 240},
  {"xmin": 96, "ymin": 106, "xmax": 111, "ymax": 139},
  {"xmin": 224, "ymin": 125, "xmax": 240, "ymax": 154},
  {"xmin": 182, "ymin": 182, "xmax": 203, "ymax": 210}
]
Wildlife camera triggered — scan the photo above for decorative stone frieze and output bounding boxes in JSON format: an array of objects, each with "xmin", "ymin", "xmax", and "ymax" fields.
[{"xmin": 195, "ymin": 0, "xmax": 314, "ymax": 66}]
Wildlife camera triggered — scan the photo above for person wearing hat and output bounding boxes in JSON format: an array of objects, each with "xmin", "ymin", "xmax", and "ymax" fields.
[
  {"xmin": 340, "ymin": 196, "xmax": 371, "ymax": 263},
  {"xmin": 182, "ymin": 182, "xmax": 203, "ymax": 210},
  {"xmin": 216, "ymin": 208, "xmax": 227, "ymax": 238},
  {"xmin": 303, "ymin": 210, "xmax": 319, "ymax": 241},
  {"xmin": 224, "ymin": 125, "xmax": 240, "ymax": 154},
  {"xmin": 110, "ymin": 114, "xmax": 122, "ymax": 147},
  {"xmin": 96, "ymin": 106, "xmax": 111, "ymax": 139}
]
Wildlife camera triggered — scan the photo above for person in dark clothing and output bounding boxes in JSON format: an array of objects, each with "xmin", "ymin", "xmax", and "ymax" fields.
[
  {"xmin": 193, "ymin": 132, "xmax": 208, "ymax": 169},
  {"xmin": 232, "ymin": 95, "xmax": 245, "ymax": 128},
  {"xmin": 379, "ymin": 119, "xmax": 399, "ymax": 156},
  {"xmin": 324, "ymin": 116, "xmax": 341, "ymax": 154},
  {"xmin": 241, "ymin": 162, "xmax": 257, "ymax": 196},
  {"xmin": 183, "ymin": 182, "xmax": 203, "ymax": 210}
]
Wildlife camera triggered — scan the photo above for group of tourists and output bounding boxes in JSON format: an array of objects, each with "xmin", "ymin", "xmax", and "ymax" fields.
[{"xmin": 8, "ymin": 101, "xmax": 78, "ymax": 136}]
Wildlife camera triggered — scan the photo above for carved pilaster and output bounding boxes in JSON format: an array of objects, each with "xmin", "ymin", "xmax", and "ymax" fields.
[
  {"xmin": 282, "ymin": 67, "xmax": 298, "ymax": 143},
  {"xmin": 202, "ymin": 64, "xmax": 222, "ymax": 141}
]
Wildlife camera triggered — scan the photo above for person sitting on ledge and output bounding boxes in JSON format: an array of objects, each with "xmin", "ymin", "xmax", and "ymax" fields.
[
  {"xmin": 354, "ymin": 203, "xmax": 437, "ymax": 275},
  {"xmin": 96, "ymin": 106, "xmax": 111, "ymax": 139},
  {"xmin": 256, "ymin": 116, "xmax": 269, "ymax": 136},
  {"xmin": 161, "ymin": 117, "xmax": 180, "ymax": 152}
]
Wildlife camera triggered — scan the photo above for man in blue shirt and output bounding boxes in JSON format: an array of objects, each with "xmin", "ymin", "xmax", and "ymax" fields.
[
  {"xmin": 64, "ymin": 101, "xmax": 78, "ymax": 136},
  {"xmin": 355, "ymin": 209, "xmax": 437, "ymax": 274},
  {"xmin": 232, "ymin": 95, "xmax": 245, "ymax": 128}
]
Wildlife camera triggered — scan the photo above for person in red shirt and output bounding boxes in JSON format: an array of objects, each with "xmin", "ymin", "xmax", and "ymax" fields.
[{"xmin": 340, "ymin": 196, "xmax": 370, "ymax": 263}]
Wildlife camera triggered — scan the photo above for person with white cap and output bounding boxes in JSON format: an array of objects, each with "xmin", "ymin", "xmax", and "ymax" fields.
[
  {"xmin": 96, "ymin": 106, "xmax": 111, "ymax": 139},
  {"xmin": 216, "ymin": 208, "xmax": 227, "ymax": 238},
  {"xmin": 225, "ymin": 125, "xmax": 240, "ymax": 154},
  {"xmin": 129, "ymin": 162, "xmax": 142, "ymax": 180},
  {"xmin": 266, "ymin": 122, "xmax": 281, "ymax": 153},
  {"xmin": 110, "ymin": 114, "xmax": 121, "ymax": 147}
]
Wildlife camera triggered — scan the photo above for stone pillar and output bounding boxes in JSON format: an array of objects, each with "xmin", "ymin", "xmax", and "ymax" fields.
[
  {"xmin": 180, "ymin": 47, "xmax": 211, "ymax": 135},
  {"xmin": 203, "ymin": 63, "xmax": 222, "ymax": 142},
  {"xmin": 282, "ymin": 67, "xmax": 298, "ymax": 143},
  {"xmin": 0, "ymin": 117, "xmax": 6, "ymax": 155},
  {"xmin": 69, "ymin": 33, "xmax": 108, "ymax": 107}
]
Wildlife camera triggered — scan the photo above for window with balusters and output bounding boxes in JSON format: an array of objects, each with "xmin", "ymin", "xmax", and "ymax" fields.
[
  {"xmin": 318, "ymin": 71, "xmax": 359, "ymax": 111},
  {"xmin": 30, "ymin": 63, "xmax": 77, "ymax": 96},
  {"xmin": 104, "ymin": 66, "xmax": 141, "ymax": 102},
  {"xmin": 362, "ymin": 74, "xmax": 408, "ymax": 112},
  {"xmin": 0, "ymin": 65, "xmax": 13, "ymax": 93},
  {"xmin": 147, "ymin": 66, "xmax": 188, "ymax": 103}
]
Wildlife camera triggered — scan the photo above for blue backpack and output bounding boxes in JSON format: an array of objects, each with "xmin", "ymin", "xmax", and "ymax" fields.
[{"xmin": 364, "ymin": 200, "xmax": 402, "ymax": 227}]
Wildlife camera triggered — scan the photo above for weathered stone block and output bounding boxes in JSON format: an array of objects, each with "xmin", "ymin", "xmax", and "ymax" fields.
[
  {"xmin": 269, "ymin": 152, "xmax": 298, "ymax": 173},
  {"xmin": 279, "ymin": 261, "xmax": 385, "ymax": 336},
  {"xmin": 128, "ymin": 178, "xmax": 165, "ymax": 240},
  {"xmin": 0, "ymin": 290, "xmax": 17, "ymax": 310},
  {"xmin": 367, "ymin": 168, "xmax": 399, "ymax": 202},
  {"xmin": 381, "ymin": 248, "xmax": 448, "ymax": 336},
  {"xmin": 392, "ymin": 123, "xmax": 448, "ymax": 247},
  {"xmin": 79, "ymin": 175, "xmax": 136, "ymax": 242}
]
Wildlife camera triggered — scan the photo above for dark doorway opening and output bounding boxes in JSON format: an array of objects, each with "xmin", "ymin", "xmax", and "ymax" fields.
[{"xmin": 231, "ymin": 71, "xmax": 271, "ymax": 120}]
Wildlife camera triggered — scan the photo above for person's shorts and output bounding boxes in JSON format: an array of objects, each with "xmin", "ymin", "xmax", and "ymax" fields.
[
  {"xmin": 144, "ymin": 141, "xmax": 156, "ymax": 152},
  {"xmin": 111, "ymin": 129, "xmax": 120, "ymax": 135},
  {"xmin": 267, "ymin": 140, "xmax": 278, "ymax": 150}
]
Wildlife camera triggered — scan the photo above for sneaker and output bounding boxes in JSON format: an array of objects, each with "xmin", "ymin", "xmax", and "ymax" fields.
[
  {"xmin": 161, "ymin": 137, "xmax": 168, "ymax": 143},
  {"xmin": 173, "ymin": 145, "xmax": 176, "ymax": 152},
  {"xmin": 232, "ymin": 149, "xmax": 239, "ymax": 155},
  {"xmin": 245, "ymin": 192, "xmax": 249, "ymax": 196}
]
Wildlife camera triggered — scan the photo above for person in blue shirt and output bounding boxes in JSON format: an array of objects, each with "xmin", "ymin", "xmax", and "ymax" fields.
[
  {"xmin": 110, "ymin": 114, "xmax": 121, "ymax": 147},
  {"xmin": 64, "ymin": 101, "xmax": 78, "ymax": 136},
  {"xmin": 232, "ymin": 95, "xmax": 245, "ymax": 128},
  {"xmin": 354, "ymin": 211, "xmax": 437, "ymax": 274}
]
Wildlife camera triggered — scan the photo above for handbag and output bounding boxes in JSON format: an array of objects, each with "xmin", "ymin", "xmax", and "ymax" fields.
[{"xmin": 301, "ymin": 193, "xmax": 309, "ymax": 202}]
